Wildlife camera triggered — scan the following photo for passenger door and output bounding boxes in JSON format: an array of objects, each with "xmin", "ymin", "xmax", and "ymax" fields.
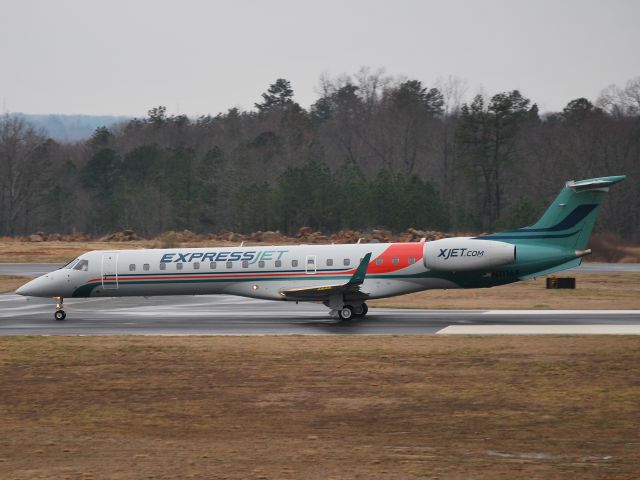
[{"xmin": 101, "ymin": 253, "xmax": 119, "ymax": 289}]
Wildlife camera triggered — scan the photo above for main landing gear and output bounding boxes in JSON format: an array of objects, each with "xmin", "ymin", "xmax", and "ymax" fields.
[
  {"xmin": 54, "ymin": 297, "xmax": 66, "ymax": 321},
  {"xmin": 337, "ymin": 303, "xmax": 368, "ymax": 321}
]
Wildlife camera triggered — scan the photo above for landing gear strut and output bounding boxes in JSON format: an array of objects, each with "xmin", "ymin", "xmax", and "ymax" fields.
[{"xmin": 54, "ymin": 297, "xmax": 66, "ymax": 321}]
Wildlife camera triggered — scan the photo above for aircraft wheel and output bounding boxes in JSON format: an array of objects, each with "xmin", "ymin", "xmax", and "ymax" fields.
[
  {"xmin": 54, "ymin": 310, "xmax": 66, "ymax": 321},
  {"xmin": 352, "ymin": 303, "xmax": 369, "ymax": 318},
  {"xmin": 338, "ymin": 305, "xmax": 354, "ymax": 321}
]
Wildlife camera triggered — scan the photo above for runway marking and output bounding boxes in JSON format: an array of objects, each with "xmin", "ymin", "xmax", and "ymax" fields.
[
  {"xmin": 437, "ymin": 325, "xmax": 640, "ymax": 335},
  {"xmin": 483, "ymin": 310, "xmax": 640, "ymax": 315}
]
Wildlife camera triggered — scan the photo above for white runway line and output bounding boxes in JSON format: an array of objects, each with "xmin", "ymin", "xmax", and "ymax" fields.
[
  {"xmin": 483, "ymin": 310, "xmax": 640, "ymax": 315},
  {"xmin": 437, "ymin": 325, "xmax": 640, "ymax": 335}
]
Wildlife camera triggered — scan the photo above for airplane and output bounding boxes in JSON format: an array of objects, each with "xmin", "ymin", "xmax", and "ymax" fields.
[{"xmin": 16, "ymin": 175, "xmax": 626, "ymax": 321}]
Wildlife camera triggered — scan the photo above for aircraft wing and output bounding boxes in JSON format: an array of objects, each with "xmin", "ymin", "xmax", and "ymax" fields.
[{"xmin": 279, "ymin": 253, "xmax": 371, "ymax": 300}]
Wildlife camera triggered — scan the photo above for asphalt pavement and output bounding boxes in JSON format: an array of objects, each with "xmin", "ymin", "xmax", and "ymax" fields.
[
  {"xmin": 1, "ymin": 262, "xmax": 639, "ymax": 336},
  {"xmin": 0, "ymin": 292, "xmax": 638, "ymax": 336}
]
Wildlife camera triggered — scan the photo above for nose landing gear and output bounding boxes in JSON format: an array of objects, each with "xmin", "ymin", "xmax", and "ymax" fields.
[{"xmin": 54, "ymin": 297, "xmax": 66, "ymax": 321}]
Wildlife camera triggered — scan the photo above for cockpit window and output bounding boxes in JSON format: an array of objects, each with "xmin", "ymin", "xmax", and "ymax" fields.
[
  {"xmin": 73, "ymin": 259, "xmax": 89, "ymax": 271},
  {"xmin": 63, "ymin": 259, "xmax": 80, "ymax": 269}
]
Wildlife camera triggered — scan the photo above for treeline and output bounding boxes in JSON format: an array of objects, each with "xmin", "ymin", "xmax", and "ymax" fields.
[{"xmin": 1, "ymin": 71, "xmax": 639, "ymax": 240}]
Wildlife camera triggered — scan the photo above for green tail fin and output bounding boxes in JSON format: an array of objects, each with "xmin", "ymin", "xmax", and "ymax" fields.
[{"xmin": 487, "ymin": 175, "xmax": 626, "ymax": 249}]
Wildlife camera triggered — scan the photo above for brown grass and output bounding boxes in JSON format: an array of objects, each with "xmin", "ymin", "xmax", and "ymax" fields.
[
  {"xmin": 0, "ymin": 275, "xmax": 31, "ymax": 293},
  {"xmin": 0, "ymin": 239, "xmax": 239, "ymax": 263},
  {"xmin": 371, "ymin": 272, "xmax": 640, "ymax": 310},
  {"xmin": 0, "ymin": 336, "xmax": 639, "ymax": 479},
  {"xmin": 588, "ymin": 233, "xmax": 640, "ymax": 263}
]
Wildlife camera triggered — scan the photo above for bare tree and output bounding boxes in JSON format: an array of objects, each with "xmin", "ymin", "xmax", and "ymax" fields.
[
  {"xmin": 0, "ymin": 116, "xmax": 48, "ymax": 234},
  {"xmin": 435, "ymin": 75, "xmax": 468, "ymax": 116},
  {"xmin": 597, "ymin": 77, "xmax": 640, "ymax": 116},
  {"xmin": 354, "ymin": 66, "xmax": 392, "ymax": 108}
]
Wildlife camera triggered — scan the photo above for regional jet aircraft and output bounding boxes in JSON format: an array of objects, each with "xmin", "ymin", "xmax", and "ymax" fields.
[{"xmin": 16, "ymin": 176, "xmax": 625, "ymax": 321}]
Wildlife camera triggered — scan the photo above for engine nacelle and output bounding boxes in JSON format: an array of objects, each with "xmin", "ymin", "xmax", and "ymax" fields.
[{"xmin": 423, "ymin": 237, "xmax": 516, "ymax": 271}]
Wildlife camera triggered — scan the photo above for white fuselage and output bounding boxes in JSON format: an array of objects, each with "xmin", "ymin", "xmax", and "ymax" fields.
[{"xmin": 17, "ymin": 243, "xmax": 460, "ymax": 300}]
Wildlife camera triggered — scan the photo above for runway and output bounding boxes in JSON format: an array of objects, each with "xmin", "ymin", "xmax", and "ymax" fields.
[
  {"xmin": 2, "ymin": 262, "xmax": 639, "ymax": 335},
  {"xmin": 0, "ymin": 263, "xmax": 65, "ymax": 277},
  {"xmin": 1, "ymin": 292, "xmax": 639, "ymax": 336}
]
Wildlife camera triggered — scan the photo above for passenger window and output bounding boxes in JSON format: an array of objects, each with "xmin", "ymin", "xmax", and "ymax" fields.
[
  {"xmin": 259, "ymin": 260, "xmax": 265, "ymax": 268},
  {"xmin": 73, "ymin": 259, "xmax": 89, "ymax": 271},
  {"xmin": 392, "ymin": 257, "xmax": 399, "ymax": 265},
  {"xmin": 210, "ymin": 261, "xmax": 216, "ymax": 269},
  {"xmin": 409, "ymin": 257, "xmax": 416, "ymax": 264},
  {"xmin": 143, "ymin": 263, "xmax": 150, "ymax": 271},
  {"xmin": 226, "ymin": 261, "xmax": 233, "ymax": 269},
  {"xmin": 176, "ymin": 263, "xmax": 183, "ymax": 270},
  {"xmin": 343, "ymin": 258, "xmax": 350, "ymax": 266},
  {"xmin": 307, "ymin": 257, "xmax": 315, "ymax": 265},
  {"xmin": 376, "ymin": 258, "xmax": 383, "ymax": 265},
  {"xmin": 275, "ymin": 260, "xmax": 282, "ymax": 267},
  {"xmin": 326, "ymin": 259, "xmax": 333, "ymax": 266},
  {"xmin": 193, "ymin": 262, "xmax": 200, "ymax": 270},
  {"xmin": 242, "ymin": 260, "xmax": 249, "ymax": 268},
  {"xmin": 292, "ymin": 259, "xmax": 298, "ymax": 267},
  {"xmin": 129, "ymin": 264, "xmax": 136, "ymax": 271},
  {"xmin": 160, "ymin": 263, "xmax": 166, "ymax": 270}
]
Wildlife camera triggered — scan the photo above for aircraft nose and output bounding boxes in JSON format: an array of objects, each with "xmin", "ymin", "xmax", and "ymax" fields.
[
  {"xmin": 16, "ymin": 279, "xmax": 38, "ymax": 297},
  {"xmin": 15, "ymin": 275, "xmax": 55, "ymax": 297},
  {"xmin": 16, "ymin": 278, "xmax": 38, "ymax": 296}
]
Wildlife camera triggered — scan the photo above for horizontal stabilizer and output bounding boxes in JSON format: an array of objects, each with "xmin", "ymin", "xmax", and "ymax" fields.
[{"xmin": 566, "ymin": 175, "xmax": 626, "ymax": 193}]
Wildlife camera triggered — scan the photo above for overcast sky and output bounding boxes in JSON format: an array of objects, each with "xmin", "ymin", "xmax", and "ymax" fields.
[{"xmin": 2, "ymin": 0, "xmax": 639, "ymax": 116}]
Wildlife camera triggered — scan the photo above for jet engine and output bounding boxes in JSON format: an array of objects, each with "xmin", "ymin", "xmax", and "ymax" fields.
[{"xmin": 423, "ymin": 237, "xmax": 516, "ymax": 271}]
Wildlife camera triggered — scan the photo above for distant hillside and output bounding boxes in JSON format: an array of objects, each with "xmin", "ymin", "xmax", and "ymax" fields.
[{"xmin": 9, "ymin": 113, "xmax": 130, "ymax": 142}]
